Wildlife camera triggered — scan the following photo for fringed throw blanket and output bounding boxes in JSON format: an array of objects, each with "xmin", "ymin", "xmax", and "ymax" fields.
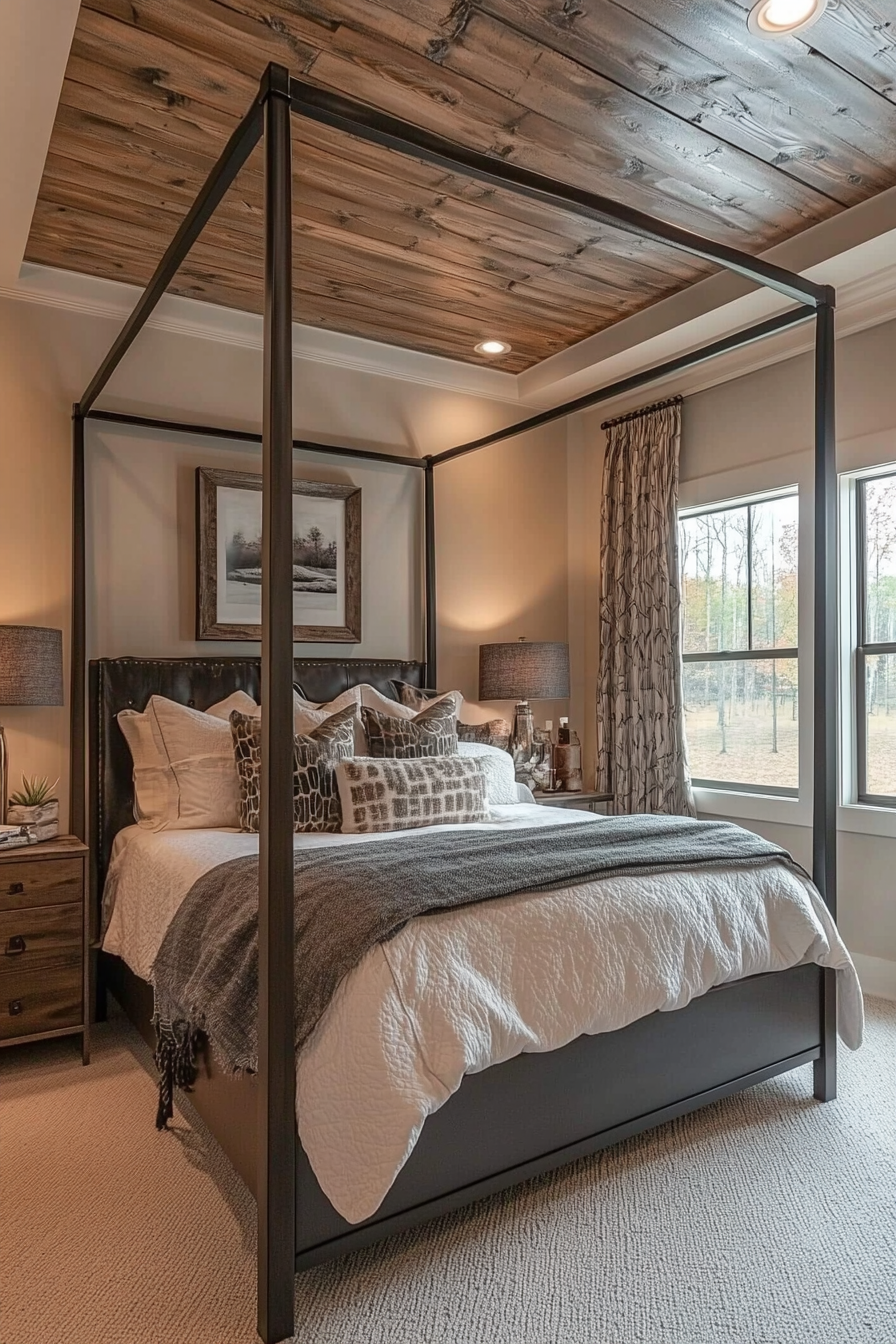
[{"xmin": 151, "ymin": 815, "xmax": 804, "ymax": 1127}]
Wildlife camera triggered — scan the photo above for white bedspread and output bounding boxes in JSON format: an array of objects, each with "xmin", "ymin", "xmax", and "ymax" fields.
[{"xmin": 102, "ymin": 807, "xmax": 862, "ymax": 1224}]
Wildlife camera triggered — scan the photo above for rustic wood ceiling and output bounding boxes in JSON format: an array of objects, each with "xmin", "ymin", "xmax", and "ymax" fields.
[{"xmin": 25, "ymin": 0, "xmax": 896, "ymax": 371}]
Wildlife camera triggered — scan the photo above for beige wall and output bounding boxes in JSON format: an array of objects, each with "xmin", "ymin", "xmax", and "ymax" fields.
[
  {"xmin": 87, "ymin": 428, "xmax": 424, "ymax": 662},
  {"xmin": 0, "ymin": 295, "xmax": 568, "ymax": 829},
  {"xmin": 436, "ymin": 426, "xmax": 569, "ymax": 731},
  {"xmin": 568, "ymin": 316, "xmax": 896, "ymax": 969}
]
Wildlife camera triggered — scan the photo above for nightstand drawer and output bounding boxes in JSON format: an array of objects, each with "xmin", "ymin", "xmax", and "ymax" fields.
[
  {"xmin": 0, "ymin": 903, "xmax": 82, "ymax": 972},
  {"xmin": 0, "ymin": 858, "xmax": 82, "ymax": 912},
  {"xmin": 0, "ymin": 963, "xmax": 82, "ymax": 1041}
]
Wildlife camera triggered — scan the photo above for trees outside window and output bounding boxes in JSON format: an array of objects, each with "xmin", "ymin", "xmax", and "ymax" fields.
[
  {"xmin": 856, "ymin": 472, "xmax": 896, "ymax": 803},
  {"xmin": 679, "ymin": 491, "xmax": 798, "ymax": 794}
]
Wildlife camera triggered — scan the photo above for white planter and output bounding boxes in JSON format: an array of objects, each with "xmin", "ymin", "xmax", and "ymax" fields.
[{"xmin": 6, "ymin": 800, "xmax": 59, "ymax": 843}]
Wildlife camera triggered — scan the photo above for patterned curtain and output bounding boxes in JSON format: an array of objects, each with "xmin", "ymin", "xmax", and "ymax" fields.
[{"xmin": 597, "ymin": 397, "xmax": 696, "ymax": 816}]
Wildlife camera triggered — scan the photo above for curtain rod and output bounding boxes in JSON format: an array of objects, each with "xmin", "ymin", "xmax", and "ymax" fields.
[{"xmin": 601, "ymin": 395, "xmax": 682, "ymax": 431}]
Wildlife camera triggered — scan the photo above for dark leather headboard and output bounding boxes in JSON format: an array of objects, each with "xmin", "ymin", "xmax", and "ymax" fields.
[{"xmin": 89, "ymin": 655, "xmax": 424, "ymax": 913}]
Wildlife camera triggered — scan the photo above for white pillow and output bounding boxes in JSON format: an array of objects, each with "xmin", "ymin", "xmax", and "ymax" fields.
[
  {"xmin": 204, "ymin": 690, "xmax": 260, "ymax": 722},
  {"xmin": 293, "ymin": 686, "xmax": 364, "ymax": 748},
  {"xmin": 457, "ymin": 741, "xmax": 520, "ymax": 806},
  {"xmin": 293, "ymin": 684, "xmax": 460, "ymax": 754},
  {"xmin": 360, "ymin": 683, "xmax": 462, "ymax": 718},
  {"xmin": 117, "ymin": 708, "xmax": 175, "ymax": 829},
  {"xmin": 118, "ymin": 690, "xmax": 261, "ymax": 830}
]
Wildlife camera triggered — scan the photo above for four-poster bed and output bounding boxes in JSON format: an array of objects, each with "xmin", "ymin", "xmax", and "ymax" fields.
[{"xmin": 71, "ymin": 63, "xmax": 840, "ymax": 1344}]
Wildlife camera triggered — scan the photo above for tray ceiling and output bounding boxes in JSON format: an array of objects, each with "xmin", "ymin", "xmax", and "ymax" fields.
[{"xmin": 25, "ymin": 0, "xmax": 896, "ymax": 372}]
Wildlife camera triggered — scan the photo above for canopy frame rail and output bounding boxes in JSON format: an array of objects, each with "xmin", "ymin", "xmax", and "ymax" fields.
[{"xmin": 72, "ymin": 60, "xmax": 838, "ymax": 1344}]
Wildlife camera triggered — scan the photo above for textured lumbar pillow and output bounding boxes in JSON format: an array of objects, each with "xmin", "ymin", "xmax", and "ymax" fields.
[
  {"xmin": 360, "ymin": 696, "xmax": 458, "ymax": 758},
  {"xmin": 336, "ymin": 756, "xmax": 489, "ymax": 834},
  {"xmin": 229, "ymin": 703, "xmax": 356, "ymax": 833}
]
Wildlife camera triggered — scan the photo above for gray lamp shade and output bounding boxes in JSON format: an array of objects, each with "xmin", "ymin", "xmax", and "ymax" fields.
[
  {"xmin": 479, "ymin": 640, "xmax": 570, "ymax": 702},
  {"xmin": 0, "ymin": 626, "xmax": 64, "ymax": 706}
]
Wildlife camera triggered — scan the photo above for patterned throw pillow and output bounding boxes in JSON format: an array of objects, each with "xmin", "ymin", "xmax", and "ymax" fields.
[
  {"xmin": 336, "ymin": 756, "xmax": 489, "ymax": 834},
  {"xmin": 229, "ymin": 703, "xmax": 356, "ymax": 834},
  {"xmin": 360, "ymin": 697, "xmax": 458, "ymax": 758},
  {"xmin": 457, "ymin": 719, "xmax": 512, "ymax": 753},
  {"xmin": 387, "ymin": 680, "xmax": 462, "ymax": 715}
]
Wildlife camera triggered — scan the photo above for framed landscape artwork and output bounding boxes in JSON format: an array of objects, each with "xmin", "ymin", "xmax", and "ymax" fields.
[{"xmin": 196, "ymin": 467, "xmax": 361, "ymax": 641}]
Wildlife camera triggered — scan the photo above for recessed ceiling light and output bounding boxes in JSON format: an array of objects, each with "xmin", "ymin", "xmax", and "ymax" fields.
[
  {"xmin": 475, "ymin": 339, "xmax": 512, "ymax": 356},
  {"xmin": 747, "ymin": 0, "xmax": 827, "ymax": 37}
]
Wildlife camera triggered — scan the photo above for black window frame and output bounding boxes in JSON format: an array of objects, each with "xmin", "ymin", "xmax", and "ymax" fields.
[
  {"xmin": 855, "ymin": 470, "xmax": 896, "ymax": 807},
  {"xmin": 680, "ymin": 489, "xmax": 799, "ymax": 797}
]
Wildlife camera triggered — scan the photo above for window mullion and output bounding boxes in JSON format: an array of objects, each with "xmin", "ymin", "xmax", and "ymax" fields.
[
  {"xmin": 857, "ymin": 480, "xmax": 868, "ymax": 650},
  {"xmin": 746, "ymin": 502, "xmax": 753, "ymax": 652},
  {"xmin": 856, "ymin": 480, "xmax": 866, "ymax": 798},
  {"xmin": 856, "ymin": 647, "xmax": 867, "ymax": 801}
]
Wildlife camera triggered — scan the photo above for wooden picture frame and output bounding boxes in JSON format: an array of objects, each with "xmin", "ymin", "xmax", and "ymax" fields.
[{"xmin": 196, "ymin": 467, "xmax": 361, "ymax": 642}]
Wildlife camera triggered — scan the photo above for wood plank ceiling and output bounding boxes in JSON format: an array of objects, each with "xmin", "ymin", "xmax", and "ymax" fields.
[{"xmin": 25, "ymin": 0, "xmax": 896, "ymax": 371}]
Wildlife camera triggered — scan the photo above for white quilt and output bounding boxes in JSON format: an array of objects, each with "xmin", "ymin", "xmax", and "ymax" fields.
[{"xmin": 102, "ymin": 806, "xmax": 863, "ymax": 1224}]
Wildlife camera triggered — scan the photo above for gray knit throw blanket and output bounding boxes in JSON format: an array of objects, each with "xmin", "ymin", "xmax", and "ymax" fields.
[{"xmin": 151, "ymin": 814, "xmax": 803, "ymax": 1128}]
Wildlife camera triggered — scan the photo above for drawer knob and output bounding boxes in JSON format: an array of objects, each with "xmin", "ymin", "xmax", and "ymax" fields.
[
  {"xmin": 7, "ymin": 883, "xmax": 24, "ymax": 896},
  {"xmin": 8, "ymin": 999, "xmax": 23, "ymax": 1016},
  {"xmin": 4, "ymin": 935, "xmax": 25, "ymax": 956}
]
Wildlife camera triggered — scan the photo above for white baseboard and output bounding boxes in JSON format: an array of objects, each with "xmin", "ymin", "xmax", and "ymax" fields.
[{"xmin": 852, "ymin": 953, "xmax": 896, "ymax": 1002}]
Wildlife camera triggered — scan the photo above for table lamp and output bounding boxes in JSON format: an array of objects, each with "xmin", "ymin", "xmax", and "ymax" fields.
[
  {"xmin": 479, "ymin": 637, "xmax": 570, "ymax": 783},
  {"xmin": 0, "ymin": 625, "xmax": 64, "ymax": 823}
]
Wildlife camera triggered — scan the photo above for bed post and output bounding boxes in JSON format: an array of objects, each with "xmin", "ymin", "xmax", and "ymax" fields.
[
  {"xmin": 257, "ymin": 63, "xmax": 296, "ymax": 1344},
  {"xmin": 424, "ymin": 457, "xmax": 437, "ymax": 686},
  {"xmin": 812, "ymin": 298, "xmax": 838, "ymax": 1103},
  {"xmin": 70, "ymin": 406, "xmax": 86, "ymax": 844}
]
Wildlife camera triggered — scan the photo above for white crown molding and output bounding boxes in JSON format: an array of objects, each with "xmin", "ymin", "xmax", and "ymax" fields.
[
  {"xmin": 520, "ymin": 185, "xmax": 896, "ymax": 408},
  {"xmin": 3, "ymin": 201, "xmax": 896, "ymax": 420},
  {"xmin": 578, "ymin": 256, "xmax": 896, "ymax": 425},
  {"xmin": 0, "ymin": 265, "xmax": 523, "ymax": 406}
]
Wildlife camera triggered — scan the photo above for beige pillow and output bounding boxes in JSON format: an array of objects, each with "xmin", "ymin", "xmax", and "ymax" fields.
[
  {"xmin": 293, "ymin": 686, "xmax": 362, "ymax": 740},
  {"xmin": 204, "ymin": 690, "xmax": 260, "ymax": 722},
  {"xmin": 117, "ymin": 708, "xmax": 175, "ymax": 829},
  {"xmin": 361, "ymin": 683, "xmax": 462, "ymax": 719},
  {"xmin": 118, "ymin": 691, "xmax": 261, "ymax": 830},
  {"xmin": 391, "ymin": 680, "xmax": 465, "ymax": 718}
]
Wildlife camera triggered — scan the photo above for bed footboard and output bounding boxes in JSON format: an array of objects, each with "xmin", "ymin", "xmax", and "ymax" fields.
[
  {"xmin": 290, "ymin": 962, "xmax": 822, "ymax": 1266},
  {"xmin": 103, "ymin": 954, "xmax": 823, "ymax": 1273}
]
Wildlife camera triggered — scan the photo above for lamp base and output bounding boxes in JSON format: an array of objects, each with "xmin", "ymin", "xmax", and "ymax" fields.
[{"xmin": 509, "ymin": 701, "xmax": 536, "ymax": 786}]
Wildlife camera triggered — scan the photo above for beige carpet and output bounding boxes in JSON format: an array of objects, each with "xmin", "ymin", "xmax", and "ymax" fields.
[{"xmin": 1, "ymin": 1000, "xmax": 893, "ymax": 1344}]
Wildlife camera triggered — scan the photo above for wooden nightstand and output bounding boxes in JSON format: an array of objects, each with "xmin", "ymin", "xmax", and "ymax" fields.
[
  {"xmin": 532, "ymin": 790, "xmax": 614, "ymax": 814},
  {"xmin": 0, "ymin": 836, "xmax": 90, "ymax": 1063}
]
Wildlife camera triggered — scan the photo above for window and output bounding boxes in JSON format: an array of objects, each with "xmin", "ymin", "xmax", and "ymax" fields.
[
  {"xmin": 679, "ymin": 490, "xmax": 798, "ymax": 794},
  {"xmin": 855, "ymin": 470, "xmax": 896, "ymax": 805}
]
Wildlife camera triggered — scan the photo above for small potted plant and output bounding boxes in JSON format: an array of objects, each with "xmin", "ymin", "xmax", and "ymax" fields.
[{"xmin": 7, "ymin": 775, "xmax": 59, "ymax": 842}]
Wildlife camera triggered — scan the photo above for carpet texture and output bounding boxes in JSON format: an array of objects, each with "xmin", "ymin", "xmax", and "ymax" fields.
[{"xmin": 1, "ymin": 999, "xmax": 893, "ymax": 1344}]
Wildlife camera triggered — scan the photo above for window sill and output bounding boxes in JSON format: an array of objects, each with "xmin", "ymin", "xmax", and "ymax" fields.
[
  {"xmin": 837, "ymin": 803, "xmax": 896, "ymax": 840},
  {"xmin": 694, "ymin": 787, "xmax": 809, "ymax": 828},
  {"xmin": 695, "ymin": 793, "xmax": 896, "ymax": 842}
]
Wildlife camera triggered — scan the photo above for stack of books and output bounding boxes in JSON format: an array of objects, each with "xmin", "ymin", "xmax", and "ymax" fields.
[{"xmin": 0, "ymin": 824, "xmax": 37, "ymax": 851}]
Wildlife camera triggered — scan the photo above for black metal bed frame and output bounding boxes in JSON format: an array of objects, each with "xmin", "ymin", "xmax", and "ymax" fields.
[{"xmin": 70, "ymin": 63, "xmax": 838, "ymax": 1344}]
